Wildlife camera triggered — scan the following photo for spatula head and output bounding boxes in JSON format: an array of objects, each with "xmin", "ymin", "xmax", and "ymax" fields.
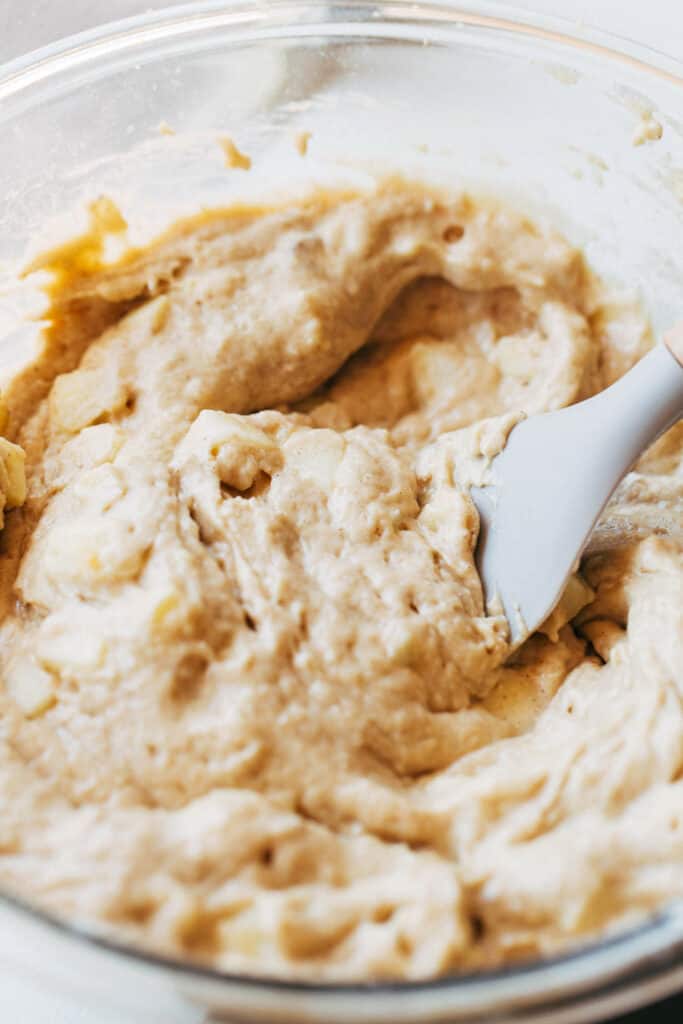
[
  {"xmin": 471, "ymin": 343, "xmax": 683, "ymax": 648},
  {"xmin": 471, "ymin": 409, "xmax": 598, "ymax": 647}
]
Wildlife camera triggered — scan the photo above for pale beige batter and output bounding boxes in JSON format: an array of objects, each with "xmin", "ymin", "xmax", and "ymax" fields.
[{"xmin": 0, "ymin": 179, "xmax": 681, "ymax": 980}]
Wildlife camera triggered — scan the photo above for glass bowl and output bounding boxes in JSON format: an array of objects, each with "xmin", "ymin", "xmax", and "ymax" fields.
[{"xmin": 1, "ymin": 2, "xmax": 682, "ymax": 1020}]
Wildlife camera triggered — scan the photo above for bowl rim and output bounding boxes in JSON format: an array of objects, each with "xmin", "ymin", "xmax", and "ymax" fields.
[
  {"xmin": 0, "ymin": 0, "xmax": 682, "ymax": 100},
  {"xmin": 0, "ymin": 0, "xmax": 682, "ymax": 1005},
  {"xmin": 3, "ymin": 885, "xmax": 683, "ymax": 1001}
]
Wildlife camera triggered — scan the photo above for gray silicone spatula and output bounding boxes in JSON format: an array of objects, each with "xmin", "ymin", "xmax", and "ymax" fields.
[{"xmin": 472, "ymin": 329, "xmax": 683, "ymax": 647}]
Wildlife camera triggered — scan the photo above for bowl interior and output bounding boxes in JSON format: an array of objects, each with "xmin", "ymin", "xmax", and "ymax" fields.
[{"xmin": 0, "ymin": 1, "xmax": 683, "ymax": 1017}]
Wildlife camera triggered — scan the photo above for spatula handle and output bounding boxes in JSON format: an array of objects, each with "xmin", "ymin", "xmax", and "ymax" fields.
[{"xmin": 601, "ymin": 341, "xmax": 683, "ymax": 479}]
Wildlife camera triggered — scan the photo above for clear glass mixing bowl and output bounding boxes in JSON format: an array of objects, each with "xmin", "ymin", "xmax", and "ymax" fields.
[{"xmin": 1, "ymin": 3, "xmax": 682, "ymax": 1021}]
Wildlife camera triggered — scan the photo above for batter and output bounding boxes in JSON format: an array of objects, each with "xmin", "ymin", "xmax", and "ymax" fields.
[{"xmin": 0, "ymin": 179, "xmax": 681, "ymax": 979}]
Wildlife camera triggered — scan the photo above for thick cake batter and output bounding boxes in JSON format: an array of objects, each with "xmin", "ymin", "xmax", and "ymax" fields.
[{"xmin": 0, "ymin": 179, "xmax": 681, "ymax": 979}]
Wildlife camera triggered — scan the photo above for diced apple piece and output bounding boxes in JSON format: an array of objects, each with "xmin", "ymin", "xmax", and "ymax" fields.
[
  {"xmin": 37, "ymin": 617, "xmax": 105, "ymax": 674},
  {"xmin": 0, "ymin": 436, "xmax": 26, "ymax": 528},
  {"xmin": 50, "ymin": 368, "xmax": 130, "ymax": 433},
  {"xmin": 579, "ymin": 618, "xmax": 626, "ymax": 662},
  {"xmin": 4, "ymin": 657, "xmax": 56, "ymax": 718},
  {"xmin": 539, "ymin": 574, "xmax": 595, "ymax": 642},
  {"xmin": 0, "ymin": 437, "xmax": 26, "ymax": 507},
  {"xmin": 58, "ymin": 424, "xmax": 125, "ymax": 477},
  {"xmin": 150, "ymin": 588, "xmax": 182, "ymax": 631},
  {"xmin": 283, "ymin": 429, "xmax": 344, "ymax": 490},
  {"xmin": 72, "ymin": 464, "xmax": 126, "ymax": 510},
  {"xmin": 42, "ymin": 517, "xmax": 146, "ymax": 589},
  {"xmin": 174, "ymin": 411, "xmax": 282, "ymax": 491}
]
